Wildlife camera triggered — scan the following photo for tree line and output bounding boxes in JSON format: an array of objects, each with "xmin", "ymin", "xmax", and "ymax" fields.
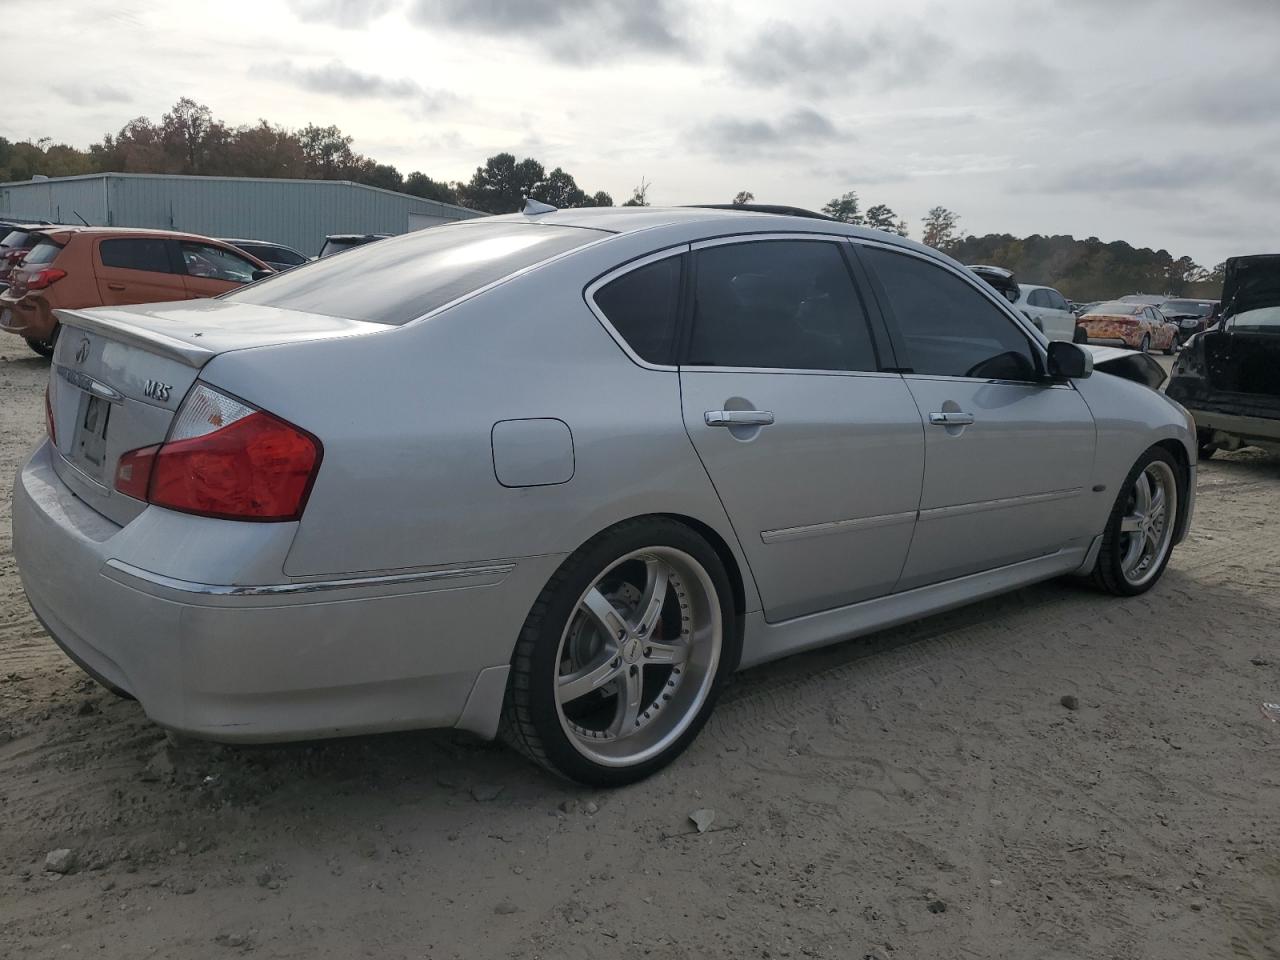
[{"xmin": 0, "ymin": 98, "xmax": 1225, "ymax": 295}]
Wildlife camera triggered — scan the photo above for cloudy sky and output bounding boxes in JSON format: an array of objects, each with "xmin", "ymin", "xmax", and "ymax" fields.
[{"xmin": 12, "ymin": 0, "xmax": 1280, "ymax": 266}]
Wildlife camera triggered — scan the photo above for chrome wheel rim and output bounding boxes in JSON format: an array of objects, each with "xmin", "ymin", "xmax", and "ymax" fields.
[
  {"xmin": 1119, "ymin": 461, "xmax": 1177, "ymax": 587},
  {"xmin": 554, "ymin": 547, "xmax": 721, "ymax": 768}
]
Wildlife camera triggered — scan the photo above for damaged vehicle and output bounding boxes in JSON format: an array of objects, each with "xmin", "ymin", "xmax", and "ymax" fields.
[{"xmin": 1166, "ymin": 255, "xmax": 1280, "ymax": 458}]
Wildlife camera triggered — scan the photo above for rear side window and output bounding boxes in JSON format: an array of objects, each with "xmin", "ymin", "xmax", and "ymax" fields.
[
  {"xmin": 592, "ymin": 255, "xmax": 682, "ymax": 365},
  {"xmin": 863, "ymin": 246, "xmax": 1039, "ymax": 382},
  {"xmin": 687, "ymin": 239, "xmax": 879, "ymax": 372},
  {"xmin": 1047, "ymin": 289, "xmax": 1069, "ymax": 311},
  {"xmin": 181, "ymin": 241, "xmax": 260, "ymax": 283},
  {"xmin": 22, "ymin": 242, "xmax": 62, "ymax": 266},
  {"xmin": 227, "ymin": 222, "xmax": 598, "ymax": 325},
  {"xmin": 99, "ymin": 238, "xmax": 173, "ymax": 274}
]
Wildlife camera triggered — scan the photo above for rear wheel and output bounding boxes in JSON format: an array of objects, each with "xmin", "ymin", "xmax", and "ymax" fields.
[
  {"xmin": 501, "ymin": 518, "xmax": 739, "ymax": 786},
  {"xmin": 1091, "ymin": 448, "xmax": 1182, "ymax": 596}
]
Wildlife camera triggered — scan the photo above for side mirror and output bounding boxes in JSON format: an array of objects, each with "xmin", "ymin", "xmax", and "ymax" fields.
[
  {"xmin": 251, "ymin": 268, "xmax": 274, "ymax": 282},
  {"xmin": 1047, "ymin": 341, "xmax": 1092, "ymax": 380}
]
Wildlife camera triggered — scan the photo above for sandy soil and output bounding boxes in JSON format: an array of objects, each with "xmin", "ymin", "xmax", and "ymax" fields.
[{"xmin": 1, "ymin": 348, "xmax": 1277, "ymax": 960}]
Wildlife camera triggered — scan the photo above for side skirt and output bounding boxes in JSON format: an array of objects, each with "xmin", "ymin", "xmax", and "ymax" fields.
[{"xmin": 738, "ymin": 546, "xmax": 1089, "ymax": 669}]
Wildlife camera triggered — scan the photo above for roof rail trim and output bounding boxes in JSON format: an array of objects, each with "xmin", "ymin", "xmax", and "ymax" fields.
[{"xmin": 686, "ymin": 203, "xmax": 837, "ymax": 222}]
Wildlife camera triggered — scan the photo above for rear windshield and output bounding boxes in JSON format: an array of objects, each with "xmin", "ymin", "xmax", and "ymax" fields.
[
  {"xmin": 1, "ymin": 230, "xmax": 31, "ymax": 248},
  {"xmin": 318, "ymin": 237, "xmax": 371, "ymax": 257},
  {"xmin": 226, "ymin": 222, "xmax": 600, "ymax": 325},
  {"xmin": 1160, "ymin": 300, "xmax": 1213, "ymax": 317},
  {"xmin": 22, "ymin": 241, "xmax": 62, "ymax": 266},
  {"xmin": 1230, "ymin": 306, "xmax": 1280, "ymax": 331},
  {"xmin": 1084, "ymin": 302, "xmax": 1142, "ymax": 316}
]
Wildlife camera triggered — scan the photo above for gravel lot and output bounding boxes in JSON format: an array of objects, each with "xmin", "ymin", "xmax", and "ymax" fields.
[{"xmin": 1, "ymin": 349, "xmax": 1277, "ymax": 960}]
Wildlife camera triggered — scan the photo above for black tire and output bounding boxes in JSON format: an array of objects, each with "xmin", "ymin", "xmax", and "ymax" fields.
[
  {"xmin": 1073, "ymin": 325, "xmax": 1087, "ymax": 344},
  {"xmin": 1138, "ymin": 333, "xmax": 1151, "ymax": 354},
  {"xmin": 501, "ymin": 517, "xmax": 740, "ymax": 786},
  {"xmin": 1091, "ymin": 446, "xmax": 1184, "ymax": 597},
  {"xmin": 1198, "ymin": 444, "xmax": 1217, "ymax": 460},
  {"xmin": 1162, "ymin": 337, "xmax": 1175, "ymax": 355},
  {"xmin": 25, "ymin": 335, "xmax": 55, "ymax": 359}
]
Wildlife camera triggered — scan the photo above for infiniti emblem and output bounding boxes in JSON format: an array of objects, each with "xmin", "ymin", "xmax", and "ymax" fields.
[{"xmin": 74, "ymin": 337, "xmax": 90, "ymax": 364}]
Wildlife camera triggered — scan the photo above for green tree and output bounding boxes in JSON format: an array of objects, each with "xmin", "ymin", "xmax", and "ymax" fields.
[
  {"xmin": 587, "ymin": 190, "xmax": 613, "ymax": 207},
  {"xmin": 464, "ymin": 153, "xmax": 546, "ymax": 213},
  {"xmin": 299, "ymin": 123, "xmax": 356, "ymax": 179},
  {"xmin": 535, "ymin": 167, "xmax": 588, "ymax": 208},
  {"xmin": 405, "ymin": 171, "xmax": 459, "ymax": 204},
  {"xmin": 621, "ymin": 178, "xmax": 651, "ymax": 207},
  {"xmin": 732, "ymin": 190, "xmax": 754, "ymax": 205},
  {"xmin": 864, "ymin": 203, "xmax": 907, "ymax": 236},
  {"xmin": 159, "ymin": 98, "xmax": 220, "ymax": 173},
  {"xmin": 921, "ymin": 206, "xmax": 962, "ymax": 251},
  {"xmin": 821, "ymin": 190, "xmax": 862, "ymax": 224}
]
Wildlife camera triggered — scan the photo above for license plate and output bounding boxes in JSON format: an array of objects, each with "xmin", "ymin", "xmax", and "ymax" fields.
[{"xmin": 73, "ymin": 394, "xmax": 112, "ymax": 480}]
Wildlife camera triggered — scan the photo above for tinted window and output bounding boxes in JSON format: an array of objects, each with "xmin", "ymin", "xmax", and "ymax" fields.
[
  {"xmin": 863, "ymin": 246, "xmax": 1039, "ymax": 381},
  {"xmin": 1, "ymin": 230, "xmax": 30, "ymax": 248},
  {"xmin": 22, "ymin": 242, "xmax": 62, "ymax": 266},
  {"xmin": 1085, "ymin": 301, "xmax": 1143, "ymax": 316},
  {"xmin": 1027, "ymin": 288, "xmax": 1050, "ymax": 307},
  {"xmin": 181, "ymin": 242, "xmax": 260, "ymax": 283},
  {"xmin": 593, "ymin": 255, "xmax": 681, "ymax": 365},
  {"xmin": 260, "ymin": 246, "xmax": 306, "ymax": 266},
  {"xmin": 1047, "ymin": 289, "xmax": 1070, "ymax": 311},
  {"xmin": 228, "ymin": 222, "xmax": 596, "ymax": 325},
  {"xmin": 99, "ymin": 238, "xmax": 173, "ymax": 273},
  {"xmin": 687, "ymin": 240, "xmax": 877, "ymax": 371}
]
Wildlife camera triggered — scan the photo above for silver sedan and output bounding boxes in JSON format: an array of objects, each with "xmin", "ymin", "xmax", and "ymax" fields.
[{"xmin": 14, "ymin": 205, "xmax": 1196, "ymax": 785}]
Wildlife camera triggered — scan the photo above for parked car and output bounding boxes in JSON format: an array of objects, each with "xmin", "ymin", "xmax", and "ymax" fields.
[
  {"xmin": 1167, "ymin": 255, "xmax": 1280, "ymax": 457},
  {"xmin": 220, "ymin": 238, "xmax": 310, "ymax": 272},
  {"xmin": 0, "ymin": 227, "xmax": 271, "ymax": 357},
  {"xmin": 1120, "ymin": 294, "xmax": 1167, "ymax": 306},
  {"xmin": 14, "ymin": 206, "xmax": 1196, "ymax": 786},
  {"xmin": 319, "ymin": 233, "xmax": 390, "ymax": 258},
  {"xmin": 966, "ymin": 267, "xmax": 1081, "ymax": 341},
  {"xmin": 1078, "ymin": 301, "xmax": 1177, "ymax": 354},
  {"xmin": 1159, "ymin": 298, "xmax": 1219, "ymax": 342},
  {"xmin": 0, "ymin": 224, "xmax": 64, "ymax": 291},
  {"xmin": 1072, "ymin": 301, "xmax": 1101, "ymax": 317}
]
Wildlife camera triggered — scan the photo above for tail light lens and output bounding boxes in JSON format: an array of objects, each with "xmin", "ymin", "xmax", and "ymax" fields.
[
  {"xmin": 114, "ymin": 383, "xmax": 322, "ymax": 521},
  {"xmin": 23, "ymin": 267, "xmax": 67, "ymax": 291}
]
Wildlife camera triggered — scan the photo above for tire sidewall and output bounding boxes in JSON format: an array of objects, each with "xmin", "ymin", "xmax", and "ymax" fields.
[
  {"xmin": 521, "ymin": 519, "xmax": 739, "ymax": 786},
  {"xmin": 1097, "ymin": 447, "xmax": 1183, "ymax": 596}
]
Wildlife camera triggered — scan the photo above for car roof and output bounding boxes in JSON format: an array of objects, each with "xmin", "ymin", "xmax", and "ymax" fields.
[
  {"xmin": 219, "ymin": 238, "xmax": 300, "ymax": 250},
  {"xmin": 324, "ymin": 233, "xmax": 391, "ymax": 241},
  {"xmin": 34, "ymin": 225, "xmax": 247, "ymax": 244}
]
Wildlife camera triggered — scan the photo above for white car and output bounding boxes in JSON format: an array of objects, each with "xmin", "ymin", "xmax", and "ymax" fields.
[{"xmin": 967, "ymin": 267, "xmax": 1080, "ymax": 342}]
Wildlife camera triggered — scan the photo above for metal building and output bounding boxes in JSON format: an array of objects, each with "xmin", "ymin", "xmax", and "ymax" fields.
[{"xmin": 0, "ymin": 173, "xmax": 483, "ymax": 256}]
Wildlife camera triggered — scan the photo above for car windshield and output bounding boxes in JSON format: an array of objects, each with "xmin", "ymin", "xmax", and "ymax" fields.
[
  {"xmin": 225, "ymin": 221, "xmax": 600, "ymax": 325},
  {"xmin": 1229, "ymin": 306, "xmax": 1280, "ymax": 331},
  {"xmin": 0, "ymin": 230, "xmax": 31, "ymax": 247},
  {"xmin": 1084, "ymin": 302, "xmax": 1143, "ymax": 316},
  {"xmin": 21, "ymin": 241, "xmax": 62, "ymax": 265},
  {"xmin": 1160, "ymin": 300, "xmax": 1212, "ymax": 317}
]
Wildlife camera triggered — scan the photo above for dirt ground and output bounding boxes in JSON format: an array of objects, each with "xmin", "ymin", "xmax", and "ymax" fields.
[{"xmin": 1, "ymin": 348, "xmax": 1277, "ymax": 960}]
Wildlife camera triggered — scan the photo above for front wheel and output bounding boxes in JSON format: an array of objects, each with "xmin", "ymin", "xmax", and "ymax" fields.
[
  {"xmin": 1138, "ymin": 333, "xmax": 1151, "ymax": 354},
  {"xmin": 1073, "ymin": 326, "xmax": 1088, "ymax": 344},
  {"xmin": 501, "ymin": 518, "xmax": 739, "ymax": 786},
  {"xmin": 1091, "ymin": 448, "xmax": 1182, "ymax": 596},
  {"xmin": 25, "ymin": 335, "xmax": 55, "ymax": 358}
]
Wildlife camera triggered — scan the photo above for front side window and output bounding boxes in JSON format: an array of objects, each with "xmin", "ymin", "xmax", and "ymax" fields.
[
  {"xmin": 687, "ymin": 239, "xmax": 878, "ymax": 372},
  {"xmin": 99, "ymin": 238, "xmax": 173, "ymax": 274},
  {"xmin": 181, "ymin": 242, "xmax": 260, "ymax": 283},
  {"xmin": 1047, "ymin": 289, "xmax": 1070, "ymax": 311},
  {"xmin": 1028, "ymin": 288, "xmax": 1050, "ymax": 308},
  {"xmin": 862, "ymin": 246, "xmax": 1040, "ymax": 382},
  {"xmin": 592, "ymin": 255, "xmax": 682, "ymax": 365}
]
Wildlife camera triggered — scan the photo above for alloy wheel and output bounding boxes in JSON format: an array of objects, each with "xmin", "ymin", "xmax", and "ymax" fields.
[
  {"xmin": 1118, "ymin": 460, "xmax": 1177, "ymax": 587},
  {"xmin": 553, "ymin": 547, "xmax": 722, "ymax": 768}
]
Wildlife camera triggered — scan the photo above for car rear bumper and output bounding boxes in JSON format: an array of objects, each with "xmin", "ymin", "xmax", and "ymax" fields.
[
  {"xmin": 0, "ymin": 293, "xmax": 55, "ymax": 341},
  {"xmin": 13, "ymin": 441, "xmax": 559, "ymax": 742},
  {"xmin": 1186, "ymin": 407, "xmax": 1280, "ymax": 449}
]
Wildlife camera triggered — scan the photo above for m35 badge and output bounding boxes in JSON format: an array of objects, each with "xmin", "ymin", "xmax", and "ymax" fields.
[{"xmin": 143, "ymin": 379, "xmax": 172, "ymax": 402}]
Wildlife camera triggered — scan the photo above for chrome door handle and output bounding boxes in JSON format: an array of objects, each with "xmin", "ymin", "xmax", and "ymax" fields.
[
  {"xmin": 928, "ymin": 411, "xmax": 975, "ymax": 426},
  {"xmin": 705, "ymin": 410, "xmax": 775, "ymax": 427}
]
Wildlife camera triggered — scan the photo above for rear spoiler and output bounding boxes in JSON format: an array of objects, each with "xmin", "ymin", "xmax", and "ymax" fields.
[{"xmin": 54, "ymin": 308, "xmax": 215, "ymax": 368}]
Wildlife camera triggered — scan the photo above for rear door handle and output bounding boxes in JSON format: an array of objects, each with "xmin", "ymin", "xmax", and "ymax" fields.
[
  {"xmin": 928, "ymin": 411, "xmax": 975, "ymax": 426},
  {"xmin": 705, "ymin": 410, "xmax": 775, "ymax": 427},
  {"xmin": 106, "ymin": 283, "xmax": 126, "ymax": 291}
]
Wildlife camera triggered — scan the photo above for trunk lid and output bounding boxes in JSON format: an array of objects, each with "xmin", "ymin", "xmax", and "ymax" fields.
[
  {"xmin": 48, "ymin": 300, "xmax": 386, "ymax": 525},
  {"xmin": 1221, "ymin": 254, "xmax": 1280, "ymax": 319}
]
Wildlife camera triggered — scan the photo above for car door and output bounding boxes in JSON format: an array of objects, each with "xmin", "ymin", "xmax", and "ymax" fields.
[
  {"xmin": 94, "ymin": 237, "xmax": 185, "ymax": 305},
  {"xmin": 1043, "ymin": 288, "xmax": 1077, "ymax": 341},
  {"xmin": 857, "ymin": 243, "xmax": 1097, "ymax": 590},
  {"xmin": 676, "ymin": 235, "xmax": 925, "ymax": 622},
  {"xmin": 179, "ymin": 240, "xmax": 262, "ymax": 297}
]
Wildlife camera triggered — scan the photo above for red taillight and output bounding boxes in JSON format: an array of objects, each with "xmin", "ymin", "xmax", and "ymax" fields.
[
  {"xmin": 24, "ymin": 267, "xmax": 66, "ymax": 291},
  {"xmin": 114, "ymin": 384, "xmax": 322, "ymax": 521},
  {"xmin": 45, "ymin": 383, "xmax": 56, "ymax": 443}
]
